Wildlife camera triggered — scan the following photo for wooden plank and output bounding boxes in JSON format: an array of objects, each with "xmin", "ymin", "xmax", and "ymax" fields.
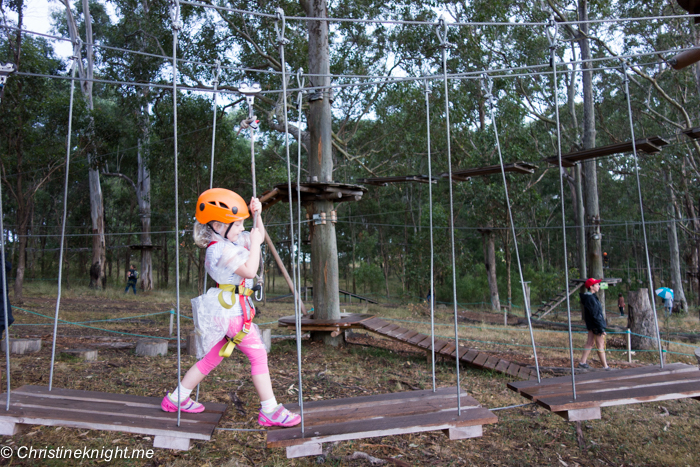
[
  {"xmin": 360, "ymin": 318, "xmax": 392, "ymax": 331},
  {"xmin": 384, "ymin": 327, "xmax": 413, "ymax": 339},
  {"xmin": 267, "ymin": 405, "xmax": 497, "ymax": 448},
  {"xmin": 0, "ymin": 404, "xmax": 216, "ymax": 440},
  {"xmin": 517, "ymin": 367, "xmax": 532, "ymax": 380},
  {"xmin": 440, "ymin": 343, "xmax": 457, "ymax": 357},
  {"xmin": 556, "ymin": 407, "xmax": 601, "ymax": 422},
  {"xmin": 407, "ymin": 333, "xmax": 430, "ymax": 346},
  {"xmin": 396, "ymin": 330, "xmax": 420, "ymax": 343},
  {"xmin": 523, "ymin": 372, "xmax": 700, "ymax": 402},
  {"xmin": 495, "ymin": 360, "xmax": 510, "ymax": 373},
  {"xmin": 483, "ymin": 356, "xmax": 499, "ymax": 370},
  {"xmin": 538, "ymin": 380, "xmax": 700, "ymax": 412},
  {"xmin": 374, "ymin": 323, "xmax": 400, "ymax": 335},
  {"xmin": 284, "ymin": 392, "xmax": 481, "ymax": 427},
  {"xmin": 472, "ymin": 353, "xmax": 489, "ymax": 367},
  {"xmin": 418, "ymin": 338, "xmax": 449, "ymax": 351},
  {"xmin": 461, "ymin": 349, "xmax": 479, "ymax": 363},
  {"xmin": 508, "ymin": 363, "xmax": 695, "ymax": 391},
  {"xmin": 2, "ymin": 393, "xmax": 223, "ymax": 426},
  {"xmin": 506, "ymin": 362, "xmax": 522, "ymax": 377},
  {"xmin": 284, "ymin": 387, "xmax": 468, "ymax": 415}
]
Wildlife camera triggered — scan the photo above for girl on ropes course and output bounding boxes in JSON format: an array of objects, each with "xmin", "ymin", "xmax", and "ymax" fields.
[
  {"xmin": 161, "ymin": 188, "xmax": 301, "ymax": 428},
  {"xmin": 577, "ymin": 278, "xmax": 611, "ymax": 371}
]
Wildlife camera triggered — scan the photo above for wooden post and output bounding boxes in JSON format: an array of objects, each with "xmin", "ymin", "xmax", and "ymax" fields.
[
  {"xmin": 627, "ymin": 328, "xmax": 632, "ymax": 363},
  {"xmin": 61, "ymin": 349, "xmax": 98, "ymax": 361},
  {"xmin": 265, "ymin": 233, "xmax": 307, "ymax": 314},
  {"xmin": 169, "ymin": 311, "xmax": 174, "ymax": 337},
  {"xmin": 261, "ymin": 328, "xmax": 271, "ymax": 353},
  {"xmin": 135, "ymin": 339, "xmax": 168, "ymax": 357},
  {"xmin": 1, "ymin": 339, "xmax": 41, "ymax": 355},
  {"xmin": 694, "ymin": 348, "xmax": 700, "ymax": 367},
  {"xmin": 186, "ymin": 332, "xmax": 198, "ymax": 356}
]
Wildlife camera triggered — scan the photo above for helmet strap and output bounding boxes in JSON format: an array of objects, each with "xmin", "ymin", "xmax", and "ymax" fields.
[{"xmin": 224, "ymin": 222, "xmax": 234, "ymax": 240}]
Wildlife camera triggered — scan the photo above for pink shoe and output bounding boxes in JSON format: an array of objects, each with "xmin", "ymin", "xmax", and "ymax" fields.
[
  {"xmin": 161, "ymin": 393, "xmax": 205, "ymax": 413},
  {"xmin": 258, "ymin": 404, "xmax": 301, "ymax": 427}
]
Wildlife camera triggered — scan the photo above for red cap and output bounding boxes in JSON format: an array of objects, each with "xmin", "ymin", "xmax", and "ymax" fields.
[{"xmin": 585, "ymin": 278, "xmax": 602, "ymax": 288}]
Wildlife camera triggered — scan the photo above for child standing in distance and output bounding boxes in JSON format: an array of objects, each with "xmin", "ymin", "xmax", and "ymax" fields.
[
  {"xmin": 161, "ymin": 188, "xmax": 300, "ymax": 427},
  {"xmin": 617, "ymin": 293, "xmax": 625, "ymax": 317},
  {"xmin": 578, "ymin": 278, "xmax": 611, "ymax": 370}
]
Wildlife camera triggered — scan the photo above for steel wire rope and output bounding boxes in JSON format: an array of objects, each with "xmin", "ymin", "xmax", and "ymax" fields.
[
  {"xmin": 209, "ymin": 60, "xmax": 221, "ymax": 189},
  {"xmin": 294, "ymin": 67, "xmax": 306, "ymax": 430},
  {"xmin": 176, "ymin": 1, "xmax": 700, "ymax": 27},
  {"xmin": 437, "ymin": 18, "xmax": 462, "ymax": 414},
  {"xmin": 11, "ymin": 50, "xmax": 679, "ymax": 98},
  {"xmin": 169, "ymin": 0, "xmax": 185, "ymax": 426},
  {"xmin": 548, "ymin": 17, "xmax": 578, "ymax": 400},
  {"xmin": 276, "ymin": 9, "xmax": 304, "ymax": 433},
  {"xmin": 0, "ymin": 60, "xmax": 24, "ymax": 410},
  {"xmin": 621, "ymin": 63, "xmax": 665, "ymax": 366},
  {"xmin": 48, "ymin": 45, "xmax": 80, "ymax": 394},
  {"xmin": 423, "ymin": 77, "xmax": 437, "ymax": 392},
  {"xmin": 481, "ymin": 73, "xmax": 540, "ymax": 382}
]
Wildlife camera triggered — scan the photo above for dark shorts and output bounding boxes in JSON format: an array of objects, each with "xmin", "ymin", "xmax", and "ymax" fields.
[{"xmin": 591, "ymin": 328, "xmax": 605, "ymax": 336}]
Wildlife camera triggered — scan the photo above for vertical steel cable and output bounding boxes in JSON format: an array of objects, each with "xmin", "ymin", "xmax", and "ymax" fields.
[
  {"xmin": 169, "ymin": 0, "xmax": 183, "ymax": 425},
  {"xmin": 423, "ymin": 78, "xmax": 436, "ymax": 392},
  {"xmin": 295, "ymin": 68, "xmax": 306, "ymax": 430},
  {"xmin": 436, "ymin": 18, "xmax": 461, "ymax": 413},
  {"xmin": 209, "ymin": 60, "xmax": 220, "ymax": 189},
  {"xmin": 48, "ymin": 47, "xmax": 79, "ymax": 392},
  {"xmin": 276, "ymin": 8, "xmax": 304, "ymax": 432},
  {"xmin": 0, "ymin": 62, "xmax": 16, "ymax": 409},
  {"xmin": 621, "ymin": 63, "xmax": 664, "ymax": 367},
  {"xmin": 548, "ymin": 17, "xmax": 577, "ymax": 399},
  {"xmin": 481, "ymin": 74, "xmax": 540, "ymax": 382}
]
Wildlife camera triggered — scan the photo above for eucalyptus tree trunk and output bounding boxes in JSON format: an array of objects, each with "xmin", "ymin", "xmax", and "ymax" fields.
[
  {"xmin": 579, "ymin": 0, "xmax": 604, "ymax": 315},
  {"xmin": 65, "ymin": 0, "xmax": 106, "ymax": 288},
  {"xmin": 681, "ymin": 157, "xmax": 699, "ymax": 305},
  {"xmin": 664, "ymin": 169, "xmax": 687, "ymax": 312},
  {"xmin": 137, "ymin": 99, "xmax": 153, "ymax": 290},
  {"xmin": 481, "ymin": 228, "xmax": 500, "ymax": 311},
  {"xmin": 302, "ymin": 0, "xmax": 342, "ymax": 345}
]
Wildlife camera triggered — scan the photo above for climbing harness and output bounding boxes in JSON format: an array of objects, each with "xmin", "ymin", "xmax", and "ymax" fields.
[
  {"xmin": 217, "ymin": 279, "xmax": 257, "ymax": 357},
  {"xmin": 436, "ymin": 16, "xmax": 462, "ymax": 415},
  {"xmin": 480, "ymin": 73, "xmax": 541, "ymax": 383}
]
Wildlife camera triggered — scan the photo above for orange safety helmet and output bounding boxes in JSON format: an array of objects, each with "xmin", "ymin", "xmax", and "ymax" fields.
[{"xmin": 195, "ymin": 188, "xmax": 249, "ymax": 225}]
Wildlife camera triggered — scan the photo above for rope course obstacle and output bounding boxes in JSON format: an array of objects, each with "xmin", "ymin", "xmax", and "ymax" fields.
[{"xmin": 0, "ymin": 0, "xmax": 699, "ymax": 458}]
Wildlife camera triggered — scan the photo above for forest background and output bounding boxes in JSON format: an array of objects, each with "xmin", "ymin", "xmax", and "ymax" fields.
[{"xmin": 1, "ymin": 0, "xmax": 699, "ymax": 318}]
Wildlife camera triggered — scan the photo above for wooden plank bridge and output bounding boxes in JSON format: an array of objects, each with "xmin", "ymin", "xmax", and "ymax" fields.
[{"xmin": 278, "ymin": 313, "xmax": 539, "ymax": 380}]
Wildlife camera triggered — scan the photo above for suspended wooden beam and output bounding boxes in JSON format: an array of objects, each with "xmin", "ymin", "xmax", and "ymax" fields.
[
  {"xmin": 260, "ymin": 182, "xmax": 367, "ymax": 210},
  {"xmin": 440, "ymin": 161, "xmax": 538, "ymax": 181},
  {"xmin": 682, "ymin": 126, "xmax": 700, "ymax": 139},
  {"xmin": 545, "ymin": 136, "xmax": 670, "ymax": 167},
  {"xmin": 669, "ymin": 47, "xmax": 700, "ymax": 70},
  {"xmin": 356, "ymin": 175, "xmax": 438, "ymax": 186}
]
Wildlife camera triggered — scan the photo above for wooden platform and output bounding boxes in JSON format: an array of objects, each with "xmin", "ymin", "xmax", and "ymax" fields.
[
  {"xmin": 266, "ymin": 387, "xmax": 497, "ymax": 458},
  {"xmin": 507, "ymin": 363, "xmax": 700, "ymax": 421},
  {"xmin": 278, "ymin": 313, "xmax": 374, "ymax": 336},
  {"xmin": 0, "ymin": 385, "xmax": 227, "ymax": 451}
]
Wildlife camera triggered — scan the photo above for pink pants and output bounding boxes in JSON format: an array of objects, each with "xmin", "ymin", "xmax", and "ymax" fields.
[{"xmin": 196, "ymin": 315, "xmax": 268, "ymax": 376}]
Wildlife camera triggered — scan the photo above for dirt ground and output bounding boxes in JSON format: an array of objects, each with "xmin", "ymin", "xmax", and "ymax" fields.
[{"xmin": 1, "ymin": 292, "xmax": 699, "ymax": 466}]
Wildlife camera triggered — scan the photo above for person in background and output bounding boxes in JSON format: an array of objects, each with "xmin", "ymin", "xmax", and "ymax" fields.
[
  {"xmin": 578, "ymin": 278, "xmax": 611, "ymax": 370},
  {"xmin": 124, "ymin": 264, "xmax": 138, "ymax": 295},
  {"xmin": 617, "ymin": 293, "xmax": 625, "ymax": 317},
  {"xmin": 664, "ymin": 295, "xmax": 673, "ymax": 316}
]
